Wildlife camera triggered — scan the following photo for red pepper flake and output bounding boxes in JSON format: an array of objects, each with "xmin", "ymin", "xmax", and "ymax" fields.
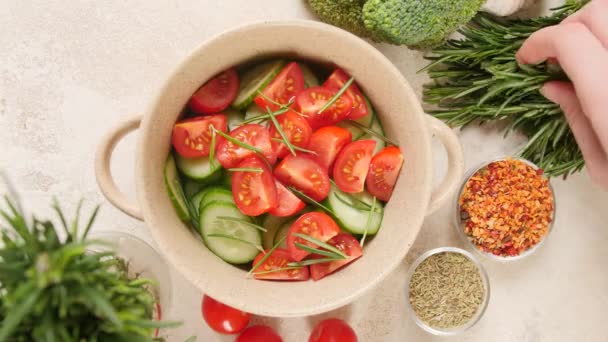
[{"xmin": 459, "ymin": 158, "xmax": 554, "ymax": 257}]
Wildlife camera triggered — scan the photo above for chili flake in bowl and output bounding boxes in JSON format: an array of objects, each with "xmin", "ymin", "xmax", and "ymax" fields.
[{"xmin": 457, "ymin": 158, "xmax": 555, "ymax": 260}]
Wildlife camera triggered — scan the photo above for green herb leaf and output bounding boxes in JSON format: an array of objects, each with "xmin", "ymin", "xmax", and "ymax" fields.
[
  {"xmin": 293, "ymin": 233, "xmax": 347, "ymax": 259},
  {"xmin": 266, "ymin": 106, "xmax": 296, "ymax": 156},
  {"xmin": 212, "ymin": 127, "xmax": 263, "ymax": 153},
  {"xmin": 288, "ymin": 187, "xmax": 332, "ymax": 213},
  {"xmin": 294, "ymin": 243, "xmax": 346, "ymax": 259},
  {"xmin": 248, "ymin": 235, "xmax": 286, "ymax": 277},
  {"xmin": 287, "ymin": 258, "xmax": 343, "ymax": 267},
  {"xmin": 360, "ymin": 196, "xmax": 377, "ymax": 248},
  {"xmin": 227, "ymin": 168, "xmax": 264, "ymax": 173},
  {"xmin": 252, "ymin": 266, "xmax": 302, "ymax": 276},
  {"xmin": 271, "ymin": 138, "xmax": 318, "ymax": 155},
  {"xmin": 318, "ymin": 77, "xmax": 354, "ymax": 114},
  {"xmin": 343, "ymin": 120, "xmax": 399, "ymax": 146},
  {"xmin": 241, "ymin": 107, "xmax": 289, "ymax": 125}
]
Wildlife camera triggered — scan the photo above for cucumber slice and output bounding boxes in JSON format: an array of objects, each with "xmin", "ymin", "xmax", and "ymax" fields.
[
  {"xmin": 338, "ymin": 97, "xmax": 375, "ymax": 140},
  {"xmin": 225, "ymin": 108, "xmax": 245, "ymax": 131},
  {"xmin": 220, "ymin": 171, "xmax": 232, "ymax": 189},
  {"xmin": 325, "ymin": 183, "xmax": 384, "ymax": 235},
  {"xmin": 273, "ymin": 219, "xmax": 294, "ymax": 249},
  {"xmin": 244, "ymin": 104, "xmax": 268, "ymax": 126},
  {"xmin": 300, "ymin": 63, "xmax": 319, "ymax": 87},
  {"xmin": 191, "ymin": 187, "xmax": 213, "ymax": 212},
  {"xmin": 164, "ymin": 155, "xmax": 190, "ymax": 222},
  {"xmin": 175, "ymin": 153, "xmax": 222, "ymax": 182},
  {"xmin": 200, "ymin": 187, "xmax": 234, "ymax": 208},
  {"xmin": 199, "ymin": 202, "xmax": 262, "ymax": 264},
  {"xmin": 261, "ymin": 215, "xmax": 291, "ymax": 250},
  {"xmin": 359, "ymin": 114, "xmax": 386, "ymax": 155},
  {"xmin": 232, "ymin": 60, "xmax": 285, "ymax": 110},
  {"xmin": 182, "ymin": 177, "xmax": 206, "ymax": 199}
]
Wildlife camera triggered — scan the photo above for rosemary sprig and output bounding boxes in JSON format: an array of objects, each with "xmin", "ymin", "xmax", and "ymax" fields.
[
  {"xmin": 209, "ymin": 128, "xmax": 217, "ymax": 169},
  {"xmin": 287, "ymin": 258, "xmax": 343, "ymax": 267},
  {"xmin": 288, "ymin": 187, "xmax": 332, "ymax": 213},
  {"xmin": 215, "ymin": 216, "xmax": 267, "ymax": 232},
  {"xmin": 293, "ymin": 233, "xmax": 347, "ymax": 259},
  {"xmin": 332, "ymin": 187, "xmax": 381, "ymax": 213},
  {"xmin": 241, "ymin": 107, "xmax": 289, "ymax": 125},
  {"xmin": 318, "ymin": 77, "xmax": 354, "ymax": 114},
  {"xmin": 266, "ymin": 106, "xmax": 297, "ymax": 156},
  {"xmin": 271, "ymin": 138, "xmax": 318, "ymax": 155},
  {"xmin": 212, "ymin": 127, "xmax": 263, "ymax": 153},
  {"xmin": 360, "ymin": 196, "xmax": 377, "ymax": 248},
  {"xmin": 252, "ymin": 266, "xmax": 302, "ymax": 276},
  {"xmin": 227, "ymin": 168, "xmax": 263, "ymax": 173},
  {"xmin": 255, "ymin": 91, "xmax": 305, "ymax": 116},
  {"xmin": 343, "ymin": 120, "xmax": 399, "ymax": 146},
  {"xmin": 206, "ymin": 234, "xmax": 264, "ymax": 252},
  {"xmin": 294, "ymin": 243, "xmax": 346, "ymax": 259},
  {"xmin": 248, "ymin": 235, "xmax": 286, "ymax": 277}
]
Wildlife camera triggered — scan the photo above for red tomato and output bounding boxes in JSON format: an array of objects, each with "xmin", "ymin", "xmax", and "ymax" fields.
[
  {"xmin": 254, "ymin": 62, "xmax": 305, "ymax": 111},
  {"xmin": 307, "ymin": 126, "xmax": 352, "ymax": 172},
  {"xmin": 333, "ymin": 140, "xmax": 376, "ymax": 193},
  {"xmin": 236, "ymin": 325, "xmax": 283, "ymax": 342},
  {"xmin": 296, "ymin": 86, "xmax": 353, "ymax": 129},
  {"xmin": 201, "ymin": 295, "xmax": 251, "ymax": 335},
  {"xmin": 323, "ymin": 68, "xmax": 369, "ymax": 120},
  {"xmin": 309, "ymin": 318, "xmax": 358, "ymax": 342},
  {"xmin": 287, "ymin": 212, "xmax": 340, "ymax": 262},
  {"xmin": 216, "ymin": 124, "xmax": 275, "ymax": 168},
  {"xmin": 310, "ymin": 234, "xmax": 363, "ymax": 281},
  {"xmin": 189, "ymin": 69, "xmax": 239, "ymax": 114},
  {"xmin": 366, "ymin": 146, "xmax": 404, "ymax": 201},
  {"xmin": 269, "ymin": 181, "xmax": 306, "ymax": 217},
  {"xmin": 171, "ymin": 114, "xmax": 227, "ymax": 158},
  {"xmin": 269, "ymin": 110, "xmax": 313, "ymax": 159},
  {"xmin": 231, "ymin": 156, "xmax": 278, "ymax": 216},
  {"xmin": 252, "ymin": 248, "xmax": 310, "ymax": 281},
  {"xmin": 274, "ymin": 155, "xmax": 330, "ymax": 202}
]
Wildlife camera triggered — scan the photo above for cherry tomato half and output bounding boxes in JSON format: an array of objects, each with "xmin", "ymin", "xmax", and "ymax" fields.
[
  {"xmin": 269, "ymin": 110, "xmax": 313, "ymax": 159},
  {"xmin": 189, "ymin": 69, "xmax": 239, "ymax": 114},
  {"xmin": 252, "ymin": 248, "xmax": 310, "ymax": 281},
  {"xmin": 296, "ymin": 86, "xmax": 353, "ymax": 129},
  {"xmin": 269, "ymin": 181, "xmax": 306, "ymax": 217},
  {"xmin": 287, "ymin": 212, "xmax": 341, "ymax": 262},
  {"xmin": 254, "ymin": 62, "xmax": 305, "ymax": 111},
  {"xmin": 216, "ymin": 124, "xmax": 275, "ymax": 168},
  {"xmin": 333, "ymin": 140, "xmax": 376, "ymax": 193},
  {"xmin": 274, "ymin": 155, "xmax": 330, "ymax": 202},
  {"xmin": 366, "ymin": 146, "xmax": 404, "ymax": 201},
  {"xmin": 309, "ymin": 318, "xmax": 358, "ymax": 342},
  {"xmin": 172, "ymin": 114, "xmax": 227, "ymax": 158},
  {"xmin": 236, "ymin": 325, "xmax": 283, "ymax": 342},
  {"xmin": 232, "ymin": 156, "xmax": 278, "ymax": 216},
  {"xmin": 307, "ymin": 126, "xmax": 352, "ymax": 173},
  {"xmin": 323, "ymin": 68, "xmax": 370, "ymax": 120},
  {"xmin": 310, "ymin": 234, "xmax": 363, "ymax": 281},
  {"xmin": 201, "ymin": 295, "xmax": 251, "ymax": 335}
]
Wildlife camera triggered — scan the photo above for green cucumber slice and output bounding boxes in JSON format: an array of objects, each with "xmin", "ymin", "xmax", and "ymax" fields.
[
  {"xmin": 200, "ymin": 187, "xmax": 234, "ymax": 208},
  {"xmin": 164, "ymin": 155, "xmax": 190, "ymax": 222},
  {"xmin": 225, "ymin": 108, "xmax": 245, "ymax": 131},
  {"xmin": 232, "ymin": 60, "xmax": 285, "ymax": 110},
  {"xmin": 175, "ymin": 153, "xmax": 222, "ymax": 182},
  {"xmin": 244, "ymin": 104, "xmax": 268, "ymax": 126},
  {"xmin": 359, "ymin": 114, "xmax": 386, "ymax": 155},
  {"xmin": 325, "ymin": 183, "xmax": 384, "ymax": 235},
  {"xmin": 300, "ymin": 63, "xmax": 320, "ymax": 87},
  {"xmin": 261, "ymin": 215, "xmax": 291, "ymax": 250},
  {"xmin": 338, "ymin": 96, "xmax": 375, "ymax": 140},
  {"xmin": 273, "ymin": 219, "xmax": 294, "ymax": 249},
  {"xmin": 200, "ymin": 202, "xmax": 262, "ymax": 264},
  {"xmin": 182, "ymin": 177, "xmax": 206, "ymax": 199}
]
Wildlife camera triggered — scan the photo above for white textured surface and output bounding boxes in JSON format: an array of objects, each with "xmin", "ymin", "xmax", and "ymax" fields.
[{"xmin": 1, "ymin": 1, "xmax": 607, "ymax": 341}]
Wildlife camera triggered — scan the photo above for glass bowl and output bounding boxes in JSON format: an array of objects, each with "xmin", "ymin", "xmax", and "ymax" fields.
[
  {"xmin": 454, "ymin": 157, "xmax": 556, "ymax": 262},
  {"xmin": 404, "ymin": 247, "xmax": 490, "ymax": 336}
]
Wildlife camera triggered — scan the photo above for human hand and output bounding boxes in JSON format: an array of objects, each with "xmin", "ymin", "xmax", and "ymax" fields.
[{"xmin": 516, "ymin": 0, "xmax": 608, "ymax": 189}]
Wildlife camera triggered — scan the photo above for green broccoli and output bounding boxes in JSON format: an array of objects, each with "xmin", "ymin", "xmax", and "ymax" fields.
[
  {"xmin": 362, "ymin": 0, "xmax": 485, "ymax": 48},
  {"xmin": 307, "ymin": 0, "xmax": 382, "ymax": 41}
]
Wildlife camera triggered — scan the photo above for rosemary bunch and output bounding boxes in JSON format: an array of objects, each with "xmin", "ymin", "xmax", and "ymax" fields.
[
  {"xmin": 422, "ymin": 1, "xmax": 588, "ymax": 177},
  {"xmin": 0, "ymin": 195, "xmax": 178, "ymax": 341}
]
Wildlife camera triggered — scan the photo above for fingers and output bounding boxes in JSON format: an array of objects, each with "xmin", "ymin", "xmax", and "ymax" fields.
[
  {"xmin": 542, "ymin": 81, "xmax": 608, "ymax": 189},
  {"xmin": 563, "ymin": 0, "xmax": 608, "ymax": 48}
]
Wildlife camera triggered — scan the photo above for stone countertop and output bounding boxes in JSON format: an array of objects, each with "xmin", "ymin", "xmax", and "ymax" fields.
[{"xmin": 1, "ymin": 1, "xmax": 607, "ymax": 341}]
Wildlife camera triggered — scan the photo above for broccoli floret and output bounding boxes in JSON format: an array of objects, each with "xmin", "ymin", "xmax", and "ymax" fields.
[
  {"xmin": 362, "ymin": 0, "xmax": 485, "ymax": 48},
  {"xmin": 307, "ymin": 0, "xmax": 382, "ymax": 41}
]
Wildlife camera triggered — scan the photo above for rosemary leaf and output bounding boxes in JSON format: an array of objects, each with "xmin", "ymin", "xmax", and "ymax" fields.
[
  {"xmin": 294, "ymin": 243, "xmax": 346, "ymax": 259},
  {"xmin": 287, "ymin": 258, "xmax": 343, "ymax": 267},
  {"xmin": 360, "ymin": 196, "xmax": 377, "ymax": 248},
  {"xmin": 227, "ymin": 168, "xmax": 264, "ymax": 173},
  {"xmin": 293, "ymin": 233, "xmax": 347, "ymax": 259},
  {"xmin": 266, "ymin": 106, "xmax": 296, "ymax": 156},
  {"xmin": 318, "ymin": 77, "xmax": 354, "ymax": 114},
  {"xmin": 343, "ymin": 120, "xmax": 399, "ymax": 146},
  {"xmin": 212, "ymin": 127, "xmax": 263, "ymax": 153},
  {"xmin": 288, "ymin": 187, "xmax": 332, "ymax": 213},
  {"xmin": 252, "ymin": 266, "xmax": 302, "ymax": 276},
  {"xmin": 271, "ymin": 138, "xmax": 318, "ymax": 155},
  {"xmin": 248, "ymin": 235, "xmax": 286, "ymax": 277}
]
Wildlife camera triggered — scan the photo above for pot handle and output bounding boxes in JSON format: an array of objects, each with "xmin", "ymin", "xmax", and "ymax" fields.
[
  {"xmin": 95, "ymin": 115, "xmax": 144, "ymax": 221},
  {"xmin": 425, "ymin": 115, "xmax": 465, "ymax": 215}
]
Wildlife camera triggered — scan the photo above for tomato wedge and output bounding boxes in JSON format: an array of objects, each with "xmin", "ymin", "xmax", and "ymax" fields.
[
  {"xmin": 254, "ymin": 62, "xmax": 305, "ymax": 111},
  {"xmin": 323, "ymin": 68, "xmax": 369, "ymax": 120},
  {"xmin": 274, "ymin": 155, "xmax": 330, "ymax": 202},
  {"xmin": 333, "ymin": 140, "xmax": 376, "ymax": 193},
  {"xmin": 296, "ymin": 86, "xmax": 353, "ymax": 129},
  {"xmin": 287, "ymin": 212, "xmax": 341, "ymax": 262},
  {"xmin": 216, "ymin": 124, "xmax": 276, "ymax": 168},
  {"xmin": 269, "ymin": 110, "xmax": 312, "ymax": 159},
  {"xmin": 189, "ymin": 69, "xmax": 239, "ymax": 114},
  {"xmin": 310, "ymin": 234, "xmax": 363, "ymax": 281},
  {"xmin": 231, "ymin": 156, "xmax": 278, "ymax": 216},
  {"xmin": 171, "ymin": 114, "xmax": 227, "ymax": 158},
  {"xmin": 252, "ymin": 248, "xmax": 309, "ymax": 281},
  {"xmin": 201, "ymin": 295, "xmax": 251, "ymax": 335},
  {"xmin": 366, "ymin": 146, "xmax": 404, "ymax": 201},
  {"xmin": 307, "ymin": 126, "xmax": 352, "ymax": 173},
  {"xmin": 269, "ymin": 181, "xmax": 306, "ymax": 217}
]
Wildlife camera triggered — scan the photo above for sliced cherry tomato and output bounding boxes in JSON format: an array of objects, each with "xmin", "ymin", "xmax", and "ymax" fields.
[
  {"xmin": 274, "ymin": 155, "xmax": 330, "ymax": 202},
  {"xmin": 366, "ymin": 146, "xmax": 404, "ymax": 201},
  {"xmin": 201, "ymin": 295, "xmax": 251, "ymax": 335},
  {"xmin": 252, "ymin": 248, "xmax": 310, "ymax": 281},
  {"xmin": 269, "ymin": 110, "xmax": 313, "ymax": 159},
  {"xmin": 189, "ymin": 69, "xmax": 239, "ymax": 114},
  {"xmin": 269, "ymin": 181, "xmax": 306, "ymax": 217},
  {"xmin": 309, "ymin": 234, "xmax": 363, "ymax": 281},
  {"xmin": 323, "ymin": 68, "xmax": 369, "ymax": 120},
  {"xmin": 333, "ymin": 140, "xmax": 376, "ymax": 193},
  {"xmin": 216, "ymin": 124, "xmax": 275, "ymax": 168},
  {"xmin": 307, "ymin": 126, "xmax": 352, "ymax": 173},
  {"xmin": 232, "ymin": 156, "xmax": 278, "ymax": 216},
  {"xmin": 296, "ymin": 86, "xmax": 353, "ymax": 129},
  {"xmin": 236, "ymin": 325, "xmax": 283, "ymax": 342},
  {"xmin": 287, "ymin": 212, "xmax": 340, "ymax": 262},
  {"xmin": 309, "ymin": 318, "xmax": 358, "ymax": 342},
  {"xmin": 171, "ymin": 114, "xmax": 227, "ymax": 158},
  {"xmin": 254, "ymin": 62, "xmax": 305, "ymax": 111}
]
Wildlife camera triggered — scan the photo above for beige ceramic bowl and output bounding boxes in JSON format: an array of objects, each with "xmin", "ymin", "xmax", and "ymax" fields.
[{"xmin": 95, "ymin": 20, "xmax": 464, "ymax": 317}]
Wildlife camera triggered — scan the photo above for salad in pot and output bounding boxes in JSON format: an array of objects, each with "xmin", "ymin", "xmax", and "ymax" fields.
[{"xmin": 164, "ymin": 59, "xmax": 404, "ymax": 282}]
